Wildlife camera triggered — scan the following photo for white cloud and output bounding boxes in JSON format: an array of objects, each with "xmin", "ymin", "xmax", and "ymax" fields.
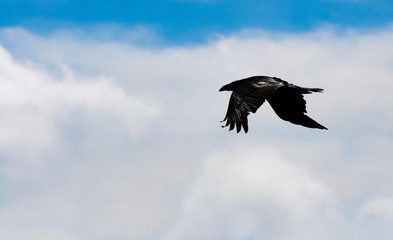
[
  {"xmin": 165, "ymin": 145, "xmax": 338, "ymax": 240},
  {"xmin": 359, "ymin": 196, "xmax": 393, "ymax": 218},
  {"xmin": 0, "ymin": 45, "xmax": 159, "ymax": 178},
  {"xmin": 0, "ymin": 25, "xmax": 393, "ymax": 240}
]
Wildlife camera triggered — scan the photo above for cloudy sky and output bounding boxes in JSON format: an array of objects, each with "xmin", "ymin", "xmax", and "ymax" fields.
[{"xmin": 1, "ymin": 1, "xmax": 393, "ymax": 239}]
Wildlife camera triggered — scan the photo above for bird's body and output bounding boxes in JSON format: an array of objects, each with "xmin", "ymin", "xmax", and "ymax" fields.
[{"xmin": 219, "ymin": 76, "xmax": 327, "ymax": 133}]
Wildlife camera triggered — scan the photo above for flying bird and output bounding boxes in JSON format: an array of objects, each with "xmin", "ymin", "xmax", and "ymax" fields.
[{"xmin": 219, "ymin": 76, "xmax": 327, "ymax": 133}]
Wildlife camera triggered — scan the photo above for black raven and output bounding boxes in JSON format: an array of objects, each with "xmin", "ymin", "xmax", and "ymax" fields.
[{"xmin": 219, "ymin": 76, "xmax": 327, "ymax": 133}]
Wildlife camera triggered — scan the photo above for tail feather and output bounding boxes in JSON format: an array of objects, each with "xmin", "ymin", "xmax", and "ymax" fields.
[{"xmin": 302, "ymin": 87, "xmax": 324, "ymax": 94}]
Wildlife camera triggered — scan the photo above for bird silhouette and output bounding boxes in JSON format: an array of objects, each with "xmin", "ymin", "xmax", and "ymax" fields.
[{"xmin": 220, "ymin": 76, "xmax": 327, "ymax": 133}]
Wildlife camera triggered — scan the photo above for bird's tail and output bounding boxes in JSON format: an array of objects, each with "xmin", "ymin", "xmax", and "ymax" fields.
[
  {"xmin": 288, "ymin": 84, "xmax": 324, "ymax": 94},
  {"xmin": 301, "ymin": 87, "xmax": 324, "ymax": 94}
]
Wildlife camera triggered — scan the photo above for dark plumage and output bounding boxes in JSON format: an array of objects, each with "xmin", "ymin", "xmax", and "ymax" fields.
[{"xmin": 219, "ymin": 76, "xmax": 327, "ymax": 133}]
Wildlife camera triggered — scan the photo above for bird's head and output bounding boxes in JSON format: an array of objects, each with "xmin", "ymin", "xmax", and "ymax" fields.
[
  {"xmin": 219, "ymin": 84, "xmax": 232, "ymax": 91},
  {"xmin": 219, "ymin": 79, "xmax": 246, "ymax": 92}
]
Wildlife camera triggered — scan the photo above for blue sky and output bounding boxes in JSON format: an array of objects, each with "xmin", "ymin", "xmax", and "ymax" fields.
[
  {"xmin": 2, "ymin": 0, "xmax": 393, "ymax": 43},
  {"xmin": 1, "ymin": 1, "xmax": 393, "ymax": 240}
]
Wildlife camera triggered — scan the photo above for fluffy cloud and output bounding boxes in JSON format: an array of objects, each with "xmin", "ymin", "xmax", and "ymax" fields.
[
  {"xmin": 0, "ymin": 45, "xmax": 159, "ymax": 177},
  {"xmin": 0, "ymin": 25, "xmax": 393, "ymax": 240},
  {"xmin": 165, "ymin": 145, "xmax": 337, "ymax": 240},
  {"xmin": 359, "ymin": 196, "xmax": 393, "ymax": 217}
]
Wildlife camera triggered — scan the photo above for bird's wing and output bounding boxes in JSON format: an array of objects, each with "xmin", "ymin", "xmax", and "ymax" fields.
[
  {"xmin": 222, "ymin": 80, "xmax": 283, "ymax": 133},
  {"xmin": 267, "ymin": 86, "xmax": 327, "ymax": 129}
]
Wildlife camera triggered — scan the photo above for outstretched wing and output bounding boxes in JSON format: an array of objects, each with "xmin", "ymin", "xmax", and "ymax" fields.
[
  {"xmin": 222, "ymin": 79, "xmax": 284, "ymax": 133},
  {"xmin": 266, "ymin": 86, "xmax": 327, "ymax": 130}
]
